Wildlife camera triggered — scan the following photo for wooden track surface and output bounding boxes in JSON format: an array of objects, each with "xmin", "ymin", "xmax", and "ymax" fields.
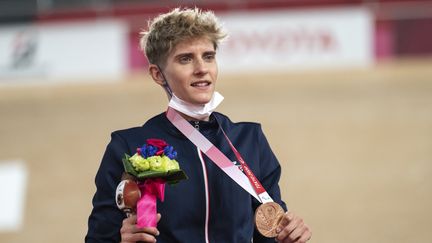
[{"xmin": 1, "ymin": 58, "xmax": 432, "ymax": 242}]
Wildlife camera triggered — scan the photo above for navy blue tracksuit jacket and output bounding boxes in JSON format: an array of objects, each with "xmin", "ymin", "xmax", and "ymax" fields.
[{"xmin": 86, "ymin": 112, "xmax": 287, "ymax": 242}]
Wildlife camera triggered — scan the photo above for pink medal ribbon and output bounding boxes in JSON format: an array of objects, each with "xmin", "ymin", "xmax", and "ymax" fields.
[
  {"xmin": 166, "ymin": 107, "xmax": 273, "ymax": 203},
  {"xmin": 136, "ymin": 178, "xmax": 165, "ymax": 228}
]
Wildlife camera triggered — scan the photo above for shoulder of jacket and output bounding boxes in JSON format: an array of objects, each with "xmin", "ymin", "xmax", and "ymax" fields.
[
  {"xmin": 214, "ymin": 112, "xmax": 262, "ymax": 129},
  {"xmin": 109, "ymin": 127, "xmax": 143, "ymax": 144},
  {"xmin": 111, "ymin": 113, "xmax": 164, "ymax": 139}
]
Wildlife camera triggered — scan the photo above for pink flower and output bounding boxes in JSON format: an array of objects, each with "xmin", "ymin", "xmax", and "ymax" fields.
[{"xmin": 146, "ymin": 139, "xmax": 168, "ymax": 155}]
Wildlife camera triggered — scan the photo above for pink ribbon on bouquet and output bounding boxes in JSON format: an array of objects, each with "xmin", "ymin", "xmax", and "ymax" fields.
[{"xmin": 136, "ymin": 178, "xmax": 165, "ymax": 228}]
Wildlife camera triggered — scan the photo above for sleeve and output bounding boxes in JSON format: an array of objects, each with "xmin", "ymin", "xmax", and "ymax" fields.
[
  {"xmin": 85, "ymin": 132, "xmax": 130, "ymax": 243},
  {"xmin": 252, "ymin": 125, "xmax": 288, "ymax": 242}
]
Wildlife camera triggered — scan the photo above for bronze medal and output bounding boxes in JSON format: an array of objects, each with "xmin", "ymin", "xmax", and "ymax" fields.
[
  {"xmin": 254, "ymin": 202, "xmax": 285, "ymax": 238},
  {"xmin": 115, "ymin": 179, "xmax": 141, "ymax": 216}
]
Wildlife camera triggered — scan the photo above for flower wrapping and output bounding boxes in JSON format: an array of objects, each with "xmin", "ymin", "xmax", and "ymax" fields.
[{"xmin": 137, "ymin": 178, "xmax": 165, "ymax": 228}]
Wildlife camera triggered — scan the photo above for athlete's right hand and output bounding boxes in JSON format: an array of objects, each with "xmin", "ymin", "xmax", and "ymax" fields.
[{"xmin": 120, "ymin": 214, "xmax": 161, "ymax": 243}]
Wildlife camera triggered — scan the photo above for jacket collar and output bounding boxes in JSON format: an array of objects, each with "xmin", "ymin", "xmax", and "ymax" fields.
[{"xmin": 157, "ymin": 111, "xmax": 221, "ymax": 138}]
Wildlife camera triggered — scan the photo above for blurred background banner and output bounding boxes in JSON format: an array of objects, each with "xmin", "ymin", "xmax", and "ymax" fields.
[
  {"xmin": 0, "ymin": 0, "xmax": 432, "ymax": 243},
  {"xmin": 1, "ymin": 0, "xmax": 430, "ymax": 83},
  {"xmin": 218, "ymin": 7, "xmax": 373, "ymax": 73},
  {"xmin": 0, "ymin": 20, "xmax": 127, "ymax": 84}
]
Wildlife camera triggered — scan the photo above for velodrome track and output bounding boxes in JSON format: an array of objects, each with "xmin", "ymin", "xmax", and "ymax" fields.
[{"xmin": 1, "ymin": 58, "xmax": 431, "ymax": 242}]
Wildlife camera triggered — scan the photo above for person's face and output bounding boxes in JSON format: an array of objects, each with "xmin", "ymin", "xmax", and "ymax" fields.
[{"xmin": 154, "ymin": 37, "xmax": 218, "ymax": 105}]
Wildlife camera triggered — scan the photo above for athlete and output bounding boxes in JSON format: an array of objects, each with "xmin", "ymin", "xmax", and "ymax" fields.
[{"xmin": 86, "ymin": 7, "xmax": 312, "ymax": 243}]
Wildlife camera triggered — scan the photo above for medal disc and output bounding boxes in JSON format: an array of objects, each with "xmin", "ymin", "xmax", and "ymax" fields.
[{"xmin": 254, "ymin": 202, "xmax": 285, "ymax": 238}]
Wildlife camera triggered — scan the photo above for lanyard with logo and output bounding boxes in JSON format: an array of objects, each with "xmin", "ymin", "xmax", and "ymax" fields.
[
  {"xmin": 166, "ymin": 106, "xmax": 274, "ymax": 203},
  {"xmin": 166, "ymin": 107, "xmax": 286, "ymax": 237}
]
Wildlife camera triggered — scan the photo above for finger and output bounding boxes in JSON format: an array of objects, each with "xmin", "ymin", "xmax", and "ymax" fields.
[
  {"xmin": 121, "ymin": 216, "xmax": 138, "ymax": 235},
  {"xmin": 134, "ymin": 219, "xmax": 161, "ymax": 235},
  {"xmin": 122, "ymin": 232, "xmax": 157, "ymax": 243},
  {"xmin": 294, "ymin": 225, "xmax": 312, "ymax": 243},
  {"xmin": 276, "ymin": 215, "xmax": 303, "ymax": 241},
  {"xmin": 136, "ymin": 226, "xmax": 160, "ymax": 236},
  {"xmin": 157, "ymin": 213, "xmax": 162, "ymax": 223},
  {"xmin": 286, "ymin": 223, "xmax": 306, "ymax": 242},
  {"xmin": 123, "ymin": 214, "xmax": 137, "ymax": 224},
  {"xmin": 276, "ymin": 211, "xmax": 294, "ymax": 233}
]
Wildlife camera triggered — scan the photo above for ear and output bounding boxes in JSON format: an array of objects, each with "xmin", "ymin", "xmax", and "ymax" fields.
[{"xmin": 148, "ymin": 64, "xmax": 165, "ymax": 86}]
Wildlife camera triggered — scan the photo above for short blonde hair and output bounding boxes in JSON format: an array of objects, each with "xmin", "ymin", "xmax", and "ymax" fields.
[{"xmin": 140, "ymin": 7, "xmax": 227, "ymax": 67}]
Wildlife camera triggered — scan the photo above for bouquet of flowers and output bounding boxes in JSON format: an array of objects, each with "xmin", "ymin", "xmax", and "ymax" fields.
[
  {"xmin": 122, "ymin": 138, "xmax": 188, "ymax": 184},
  {"xmin": 118, "ymin": 138, "xmax": 188, "ymax": 228}
]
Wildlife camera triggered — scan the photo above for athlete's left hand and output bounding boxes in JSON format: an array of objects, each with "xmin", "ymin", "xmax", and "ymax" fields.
[{"xmin": 275, "ymin": 211, "xmax": 312, "ymax": 243}]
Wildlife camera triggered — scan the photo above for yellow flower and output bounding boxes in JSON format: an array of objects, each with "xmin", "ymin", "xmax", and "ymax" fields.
[
  {"xmin": 148, "ymin": 156, "xmax": 163, "ymax": 171},
  {"xmin": 129, "ymin": 153, "xmax": 150, "ymax": 172}
]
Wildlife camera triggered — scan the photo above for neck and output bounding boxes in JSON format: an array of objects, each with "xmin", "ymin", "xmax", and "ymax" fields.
[{"xmin": 180, "ymin": 112, "xmax": 210, "ymax": 122}]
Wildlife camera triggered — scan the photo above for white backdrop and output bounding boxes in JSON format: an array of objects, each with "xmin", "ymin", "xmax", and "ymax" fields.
[{"xmin": 0, "ymin": 20, "xmax": 128, "ymax": 84}]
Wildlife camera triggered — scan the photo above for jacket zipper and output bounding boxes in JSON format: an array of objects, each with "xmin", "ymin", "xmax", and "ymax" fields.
[
  {"xmin": 195, "ymin": 122, "xmax": 210, "ymax": 243},
  {"xmin": 194, "ymin": 121, "xmax": 200, "ymax": 129}
]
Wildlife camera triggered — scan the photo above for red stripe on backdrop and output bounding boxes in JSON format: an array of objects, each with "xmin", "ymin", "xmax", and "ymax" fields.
[
  {"xmin": 375, "ymin": 20, "xmax": 395, "ymax": 60},
  {"xmin": 36, "ymin": 1, "xmax": 366, "ymax": 23},
  {"xmin": 394, "ymin": 18, "xmax": 432, "ymax": 56},
  {"xmin": 34, "ymin": 0, "xmax": 432, "ymax": 71},
  {"xmin": 129, "ymin": 32, "xmax": 148, "ymax": 72}
]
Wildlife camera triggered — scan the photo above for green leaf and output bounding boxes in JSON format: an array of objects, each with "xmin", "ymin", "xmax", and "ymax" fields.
[
  {"xmin": 122, "ymin": 154, "xmax": 138, "ymax": 177},
  {"xmin": 122, "ymin": 154, "xmax": 188, "ymax": 184}
]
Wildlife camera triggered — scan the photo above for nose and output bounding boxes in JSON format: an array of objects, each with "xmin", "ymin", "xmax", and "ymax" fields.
[{"xmin": 193, "ymin": 57, "xmax": 208, "ymax": 76}]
